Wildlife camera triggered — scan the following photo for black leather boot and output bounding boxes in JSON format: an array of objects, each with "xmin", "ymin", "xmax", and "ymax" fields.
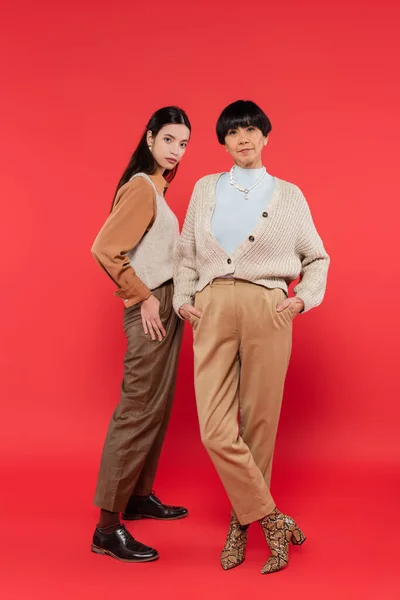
[
  {"xmin": 91, "ymin": 525, "xmax": 159, "ymax": 562},
  {"xmin": 122, "ymin": 492, "xmax": 188, "ymax": 521}
]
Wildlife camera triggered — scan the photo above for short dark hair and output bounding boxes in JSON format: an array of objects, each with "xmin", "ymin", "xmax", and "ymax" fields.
[{"xmin": 216, "ymin": 100, "xmax": 272, "ymax": 145}]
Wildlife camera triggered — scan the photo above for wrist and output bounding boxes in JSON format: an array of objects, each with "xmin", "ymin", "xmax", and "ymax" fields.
[{"xmin": 142, "ymin": 293, "xmax": 154, "ymax": 304}]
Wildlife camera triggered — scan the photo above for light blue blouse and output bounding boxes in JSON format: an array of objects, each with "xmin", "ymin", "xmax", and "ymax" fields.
[{"xmin": 212, "ymin": 166, "xmax": 275, "ymax": 255}]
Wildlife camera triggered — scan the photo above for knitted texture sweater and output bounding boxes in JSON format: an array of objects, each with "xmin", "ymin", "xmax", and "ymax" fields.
[{"xmin": 173, "ymin": 173, "xmax": 330, "ymax": 313}]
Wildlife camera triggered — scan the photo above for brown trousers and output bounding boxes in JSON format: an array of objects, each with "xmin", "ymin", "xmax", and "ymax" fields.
[
  {"xmin": 94, "ymin": 281, "xmax": 183, "ymax": 512},
  {"xmin": 189, "ymin": 280, "xmax": 293, "ymax": 525}
]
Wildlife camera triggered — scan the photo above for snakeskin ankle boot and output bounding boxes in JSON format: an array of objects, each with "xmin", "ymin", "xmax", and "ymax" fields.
[
  {"xmin": 220, "ymin": 513, "xmax": 249, "ymax": 571},
  {"xmin": 259, "ymin": 507, "xmax": 306, "ymax": 574}
]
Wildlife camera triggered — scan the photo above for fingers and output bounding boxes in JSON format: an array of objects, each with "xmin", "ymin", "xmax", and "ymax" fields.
[
  {"xmin": 179, "ymin": 304, "xmax": 202, "ymax": 320},
  {"xmin": 151, "ymin": 321, "xmax": 162, "ymax": 342},
  {"xmin": 156, "ymin": 318, "xmax": 166, "ymax": 338},
  {"xmin": 277, "ymin": 297, "xmax": 301, "ymax": 317},
  {"xmin": 142, "ymin": 316, "xmax": 149, "ymax": 335},
  {"xmin": 276, "ymin": 299, "xmax": 290, "ymax": 312},
  {"xmin": 179, "ymin": 306, "xmax": 200, "ymax": 321},
  {"xmin": 143, "ymin": 318, "xmax": 166, "ymax": 342},
  {"xmin": 152, "ymin": 318, "xmax": 166, "ymax": 342},
  {"xmin": 146, "ymin": 320, "xmax": 156, "ymax": 341}
]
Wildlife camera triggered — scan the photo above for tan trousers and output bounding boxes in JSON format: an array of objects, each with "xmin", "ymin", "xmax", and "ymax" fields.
[
  {"xmin": 94, "ymin": 281, "xmax": 183, "ymax": 512},
  {"xmin": 189, "ymin": 280, "xmax": 293, "ymax": 525}
]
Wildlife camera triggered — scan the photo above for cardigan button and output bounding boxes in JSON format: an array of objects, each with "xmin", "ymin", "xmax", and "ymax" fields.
[
  {"xmin": 249, "ymin": 236, "xmax": 255, "ymax": 242},
  {"xmin": 262, "ymin": 212, "xmax": 268, "ymax": 217},
  {"xmin": 227, "ymin": 258, "xmax": 232, "ymax": 264}
]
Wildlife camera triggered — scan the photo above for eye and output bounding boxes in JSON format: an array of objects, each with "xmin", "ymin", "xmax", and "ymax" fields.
[
  {"xmin": 247, "ymin": 126, "xmax": 255, "ymax": 132},
  {"xmin": 164, "ymin": 136, "xmax": 172, "ymax": 143},
  {"xmin": 228, "ymin": 130, "xmax": 237, "ymax": 136},
  {"xmin": 180, "ymin": 142, "xmax": 187, "ymax": 148}
]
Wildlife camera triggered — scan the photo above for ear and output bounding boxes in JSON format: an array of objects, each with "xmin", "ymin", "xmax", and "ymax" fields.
[
  {"xmin": 146, "ymin": 130, "xmax": 153, "ymax": 148},
  {"xmin": 264, "ymin": 136, "xmax": 269, "ymax": 147}
]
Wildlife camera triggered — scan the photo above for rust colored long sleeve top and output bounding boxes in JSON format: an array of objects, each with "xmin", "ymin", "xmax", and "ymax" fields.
[{"xmin": 91, "ymin": 172, "xmax": 168, "ymax": 307}]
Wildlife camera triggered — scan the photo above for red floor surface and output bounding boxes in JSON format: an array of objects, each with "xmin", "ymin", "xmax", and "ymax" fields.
[
  {"xmin": 3, "ymin": 459, "xmax": 399, "ymax": 599},
  {"xmin": 2, "ymin": 2, "xmax": 400, "ymax": 597}
]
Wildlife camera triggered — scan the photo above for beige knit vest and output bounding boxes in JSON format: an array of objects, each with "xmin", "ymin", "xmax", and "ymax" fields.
[{"xmin": 128, "ymin": 173, "xmax": 179, "ymax": 290}]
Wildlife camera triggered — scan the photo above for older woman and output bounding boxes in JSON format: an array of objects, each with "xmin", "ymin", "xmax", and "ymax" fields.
[{"xmin": 173, "ymin": 100, "xmax": 329, "ymax": 574}]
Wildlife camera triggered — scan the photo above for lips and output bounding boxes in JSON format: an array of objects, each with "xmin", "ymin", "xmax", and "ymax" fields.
[
  {"xmin": 239, "ymin": 148, "xmax": 252, "ymax": 153},
  {"xmin": 166, "ymin": 158, "xmax": 177, "ymax": 164}
]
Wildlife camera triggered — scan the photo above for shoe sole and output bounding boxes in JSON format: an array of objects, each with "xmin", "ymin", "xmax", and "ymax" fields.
[
  {"xmin": 122, "ymin": 513, "xmax": 188, "ymax": 521},
  {"xmin": 91, "ymin": 544, "xmax": 159, "ymax": 563}
]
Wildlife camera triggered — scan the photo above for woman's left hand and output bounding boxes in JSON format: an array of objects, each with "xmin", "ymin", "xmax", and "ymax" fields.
[{"xmin": 276, "ymin": 296, "xmax": 304, "ymax": 317}]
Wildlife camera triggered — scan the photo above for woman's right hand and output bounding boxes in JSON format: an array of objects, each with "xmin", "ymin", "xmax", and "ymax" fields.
[
  {"xmin": 141, "ymin": 295, "xmax": 166, "ymax": 341},
  {"xmin": 179, "ymin": 303, "xmax": 202, "ymax": 321}
]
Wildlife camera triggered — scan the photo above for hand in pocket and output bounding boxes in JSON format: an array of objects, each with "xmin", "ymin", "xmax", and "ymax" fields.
[
  {"xmin": 179, "ymin": 303, "xmax": 202, "ymax": 322},
  {"xmin": 276, "ymin": 296, "xmax": 304, "ymax": 317}
]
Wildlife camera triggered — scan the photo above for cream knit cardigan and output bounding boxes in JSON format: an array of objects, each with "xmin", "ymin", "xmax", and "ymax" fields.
[{"xmin": 173, "ymin": 173, "xmax": 330, "ymax": 313}]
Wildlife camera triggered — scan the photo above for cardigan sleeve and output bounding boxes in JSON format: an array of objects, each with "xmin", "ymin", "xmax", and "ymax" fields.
[
  {"xmin": 91, "ymin": 178, "xmax": 155, "ymax": 307},
  {"xmin": 172, "ymin": 181, "xmax": 201, "ymax": 315},
  {"xmin": 293, "ymin": 193, "xmax": 330, "ymax": 312}
]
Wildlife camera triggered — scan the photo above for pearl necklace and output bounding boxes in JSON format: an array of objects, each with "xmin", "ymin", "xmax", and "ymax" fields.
[{"xmin": 229, "ymin": 165, "xmax": 267, "ymax": 200}]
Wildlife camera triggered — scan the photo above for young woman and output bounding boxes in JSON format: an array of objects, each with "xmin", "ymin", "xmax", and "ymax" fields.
[
  {"xmin": 173, "ymin": 100, "xmax": 330, "ymax": 574},
  {"xmin": 91, "ymin": 106, "xmax": 191, "ymax": 563}
]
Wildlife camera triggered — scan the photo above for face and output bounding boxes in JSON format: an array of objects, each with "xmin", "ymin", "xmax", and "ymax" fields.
[
  {"xmin": 147, "ymin": 124, "xmax": 190, "ymax": 172},
  {"xmin": 224, "ymin": 125, "xmax": 268, "ymax": 168}
]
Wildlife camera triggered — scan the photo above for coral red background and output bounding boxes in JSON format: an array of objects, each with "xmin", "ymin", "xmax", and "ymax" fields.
[{"xmin": 1, "ymin": 0, "xmax": 399, "ymax": 597}]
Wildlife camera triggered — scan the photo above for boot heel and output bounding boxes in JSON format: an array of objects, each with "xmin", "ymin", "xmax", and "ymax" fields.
[
  {"xmin": 91, "ymin": 544, "xmax": 105, "ymax": 555},
  {"xmin": 291, "ymin": 525, "xmax": 306, "ymax": 546}
]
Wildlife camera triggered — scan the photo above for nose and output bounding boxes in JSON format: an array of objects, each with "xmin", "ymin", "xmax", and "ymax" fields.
[
  {"xmin": 170, "ymin": 143, "xmax": 180, "ymax": 156},
  {"xmin": 238, "ymin": 132, "xmax": 250, "ymax": 145}
]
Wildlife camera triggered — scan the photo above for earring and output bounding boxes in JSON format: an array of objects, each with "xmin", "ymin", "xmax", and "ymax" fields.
[{"xmin": 148, "ymin": 145, "xmax": 152, "ymax": 152}]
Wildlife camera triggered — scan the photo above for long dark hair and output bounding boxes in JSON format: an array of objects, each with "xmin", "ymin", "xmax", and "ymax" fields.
[{"xmin": 111, "ymin": 106, "xmax": 191, "ymax": 210}]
